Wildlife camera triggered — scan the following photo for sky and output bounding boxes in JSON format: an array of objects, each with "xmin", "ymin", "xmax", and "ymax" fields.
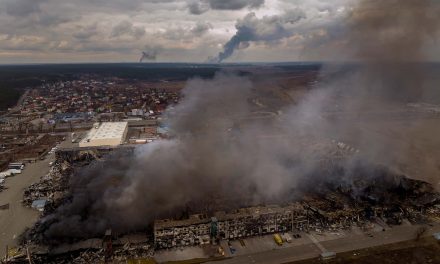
[{"xmin": 0, "ymin": 0, "xmax": 438, "ymax": 63}]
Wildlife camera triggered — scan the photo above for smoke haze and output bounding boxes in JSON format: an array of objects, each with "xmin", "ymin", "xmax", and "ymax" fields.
[
  {"xmin": 42, "ymin": 0, "xmax": 440, "ymax": 239},
  {"xmin": 44, "ymin": 73, "xmax": 324, "ymax": 238}
]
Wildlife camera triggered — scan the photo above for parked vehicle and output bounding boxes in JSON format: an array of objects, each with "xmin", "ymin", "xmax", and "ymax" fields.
[
  {"xmin": 0, "ymin": 170, "xmax": 13, "ymax": 178},
  {"xmin": 282, "ymin": 233, "xmax": 293, "ymax": 243},
  {"xmin": 273, "ymin": 234, "xmax": 283, "ymax": 246},
  {"xmin": 8, "ymin": 163, "xmax": 25, "ymax": 170},
  {"xmin": 9, "ymin": 169, "xmax": 22, "ymax": 174}
]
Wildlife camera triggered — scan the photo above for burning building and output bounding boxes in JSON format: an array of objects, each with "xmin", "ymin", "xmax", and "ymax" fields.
[{"xmin": 152, "ymin": 166, "xmax": 440, "ymax": 249}]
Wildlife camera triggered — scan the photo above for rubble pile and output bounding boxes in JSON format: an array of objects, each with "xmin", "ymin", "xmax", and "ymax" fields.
[
  {"xmin": 32, "ymin": 250, "xmax": 104, "ymax": 264},
  {"xmin": 22, "ymin": 161, "xmax": 71, "ymax": 213},
  {"xmin": 153, "ymin": 165, "xmax": 440, "ymax": 249},
  {"xmin": 14, "ymin": 151, "xmax": 440, "ymax": 260},
  {"xmin": 6, "ymin": 246, "xmax": 155, "ymax": 264},
  {"xmin": 22, "ymin": 149, "xmax": 101, "ymax": 214},
  {"xmin": 113, "ymin": 243, "xmax": 154, "ymax": 260}
]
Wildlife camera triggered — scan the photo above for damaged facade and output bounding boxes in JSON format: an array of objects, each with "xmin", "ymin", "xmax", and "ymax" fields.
[
  {"xmin": 154, "ymin": 204, "xmax": 308, "ymax": 248},
  {"xmin": 154, "ymin": 169, "xmax": 440, "ymax": 249}
]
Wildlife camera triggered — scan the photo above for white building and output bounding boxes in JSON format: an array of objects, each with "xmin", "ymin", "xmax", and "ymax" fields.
[
  {"xmin": 79, "ymin": 122, "xmax": 128, "ymax": 147},
  {"xmin": 131, "ymin": 109, "xmax": 145, "ymax": 116}
]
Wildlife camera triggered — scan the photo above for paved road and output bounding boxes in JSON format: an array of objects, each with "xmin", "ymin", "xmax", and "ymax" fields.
[
  {"xmin": 206, "ymin": 223, "xmax": 440, "ymax": 264},
  {"xmin": 0, "ymin": 155, "xmax": 53, "ymax": 256}
]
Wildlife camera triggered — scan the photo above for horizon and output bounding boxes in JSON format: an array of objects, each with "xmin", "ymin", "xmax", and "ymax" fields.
[
  {"xmin": 0, "ymin": 0, "xmax": 439, "ymax": 64},
  {"xmin": 2, "ymin": 61, "xmax": 440, "ymax": 67}
]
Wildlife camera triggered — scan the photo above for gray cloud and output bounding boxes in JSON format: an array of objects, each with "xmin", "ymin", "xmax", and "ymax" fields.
[
  {"xmin": 73, "ymin": 24, "xmax": 99, "ymax": 40},
  {"xmin": 208, "ymin": 0, "xmax": 264, "ymax": 10},
  {"xmin": 4, "ymin": 0, "xmax": 46, "ymax": 16},
  {"xmin": 111, "ymin": 20, "xmax": 146, "ymax": 39},
  {"xmin": 0, "ymin": 0, "xmax": 439, "ymax": 63},
  {"xmin": 159, "ymin": 21, "xmax": 213, "ymax": 41},
  {"xmin": 187, "ymin": 1, "xmax": 210, "ymax": 15},
  {"xmin": 190, "ymin": 21, "xmax": 213, "ymax": 36},
  {"xmin": 187, "ymin": 0, "xmax": 265, "ymax": 15}
]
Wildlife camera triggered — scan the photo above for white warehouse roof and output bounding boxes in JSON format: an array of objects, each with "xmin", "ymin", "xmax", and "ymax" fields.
[{"xmin": 79, "ymin": 122, "xmax": 128, "ymax": 147}]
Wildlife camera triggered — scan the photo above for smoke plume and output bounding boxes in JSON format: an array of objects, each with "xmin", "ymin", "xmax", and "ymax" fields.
[
  {"xmin": 139, "ymin": 46, "xmax": 161, "ymax": 62},
  {"xmin": 43, "ymin": 72, "xmax": 326, "ymax": 239},
  {"xmin": 210, "ymin": 9, "xmax": 306, "ymax": 63},
  {"xmin": 40, "ymin": 0, "xmax": 440, "ymax": 240}
]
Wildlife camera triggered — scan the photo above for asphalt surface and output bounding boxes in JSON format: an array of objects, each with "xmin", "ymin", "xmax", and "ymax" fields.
[
  {"xmin": 205, "ymin": 223, "xmax": 440, "ymax": 264},
  {"xmin": 0, "ymin": 153, "xmax": 53, "ymax": 257}
]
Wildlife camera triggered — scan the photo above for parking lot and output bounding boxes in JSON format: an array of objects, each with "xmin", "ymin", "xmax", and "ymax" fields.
[
  {"xmin": 154, "ymin": 220, "xmax": 440, "ymax": 264},
  {"xmin": 0, "ymin": 134, "xmax": 73, "ymax": 257},
  {"xmin": 0, "ymin": 155, "xmax": 54, "ymax": 256}
]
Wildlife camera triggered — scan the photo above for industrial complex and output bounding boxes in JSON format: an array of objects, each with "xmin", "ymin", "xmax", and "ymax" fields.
[{"xmin": 1, "ymin": 66, "xmax": 440, "ymax": 264}]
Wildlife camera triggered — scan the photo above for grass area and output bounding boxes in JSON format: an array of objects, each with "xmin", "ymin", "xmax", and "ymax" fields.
[{"xmin": 287, "ymin": 237, "xmax": 440, "ymax": 264}]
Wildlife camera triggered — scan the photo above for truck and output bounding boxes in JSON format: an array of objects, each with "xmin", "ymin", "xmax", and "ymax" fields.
[
  {"xmin": 273, "ymin": 234, "xmax": 283, "ymax": 246},
  {"xmin": 9, "ymin": 162, "xmax": 24, "ymax": 166},
  {"xmin": 8, "ymin": 163, "xmax": 24, "ymax": 170}
]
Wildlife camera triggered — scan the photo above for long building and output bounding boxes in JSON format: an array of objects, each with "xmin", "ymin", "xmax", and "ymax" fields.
[
  {"xmin": 79, "ymin": 122, "xmax": 128, "ymax": 147},
  {"xmin": 153, "ymin": 204, "xmax": 309, "ymax": 249}
]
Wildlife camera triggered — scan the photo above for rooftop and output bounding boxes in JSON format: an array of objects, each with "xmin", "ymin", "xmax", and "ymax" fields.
[
  {"xmin": 154, "ymin": 204, "xmax": 304, "ymax": 229},
  {"xmin": 83, "ymin": 122, "xmax": 128, "ymax": 141}
]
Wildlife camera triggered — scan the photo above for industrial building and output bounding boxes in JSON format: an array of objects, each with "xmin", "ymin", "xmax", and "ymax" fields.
[
  {"xmin": 79, "ymin": 122, "xmax": 128, "ymax": 147},
  {"xmin": 154, "ymin": 204, "xmax": 309, "ymax": 249}
]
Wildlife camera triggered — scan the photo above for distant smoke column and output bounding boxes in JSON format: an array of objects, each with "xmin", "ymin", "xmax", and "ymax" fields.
[
  {"xmin": 215, "ymin": 35, "xmax": 243, "ymax": 63},
  {"xmin": 139, "ymin": 50, "xmax": 158, "ymax": 62},
  {"xmin": 212, "ymin": 9, "xmax": 306, "ymax": 63}
]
